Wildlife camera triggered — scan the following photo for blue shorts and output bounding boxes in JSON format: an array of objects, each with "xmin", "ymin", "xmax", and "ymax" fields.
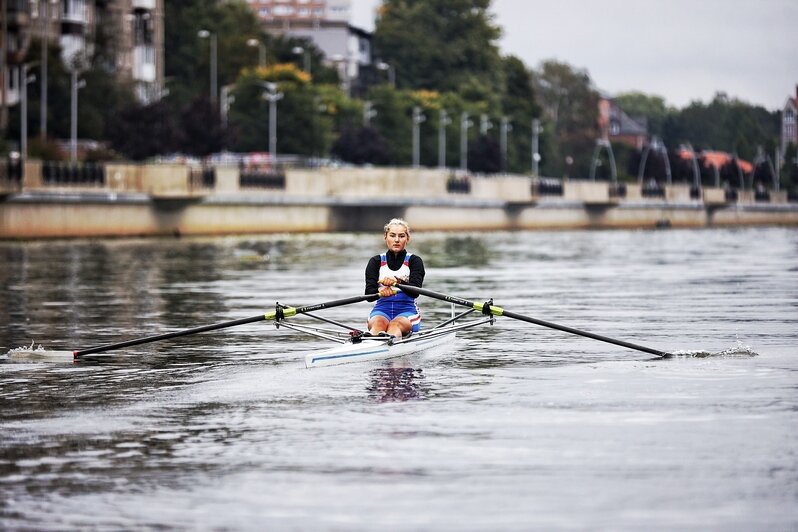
[{"xmin": 369, "ymin": 307, "xmax": 421, "ymax": 333}]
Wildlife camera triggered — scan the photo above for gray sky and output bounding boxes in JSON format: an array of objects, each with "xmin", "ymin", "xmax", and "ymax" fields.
[{"xmin": 351, "ymin": 0, "xmax": 797, "ymax": 111}]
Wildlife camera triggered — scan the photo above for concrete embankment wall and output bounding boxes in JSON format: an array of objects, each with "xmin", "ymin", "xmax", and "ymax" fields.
[{"xmin": 1, "ymin": 163, "xmax": 796, "ymax": 239}]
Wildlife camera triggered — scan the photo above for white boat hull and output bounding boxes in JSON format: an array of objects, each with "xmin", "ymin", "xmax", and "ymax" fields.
[{"xmin": 304, "ymin": 332, "xmax": 455, "ymax": 368}]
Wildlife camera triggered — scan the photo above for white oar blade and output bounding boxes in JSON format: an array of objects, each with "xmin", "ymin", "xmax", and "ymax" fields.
[{"xmin": 5, "ymin": 349, "xmax": 75, "ymax": 362}]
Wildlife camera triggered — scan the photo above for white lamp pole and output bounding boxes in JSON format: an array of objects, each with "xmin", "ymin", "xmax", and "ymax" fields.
[
  {"xmin": 412, "ymin": 106, "xmax": 426, "ymax": 168},
  {"xmin": 262, "ymin": 82, "xmax": 284, "ymax": 162},
  {"xmin": 21, "ymin": 63, "xmax": 37, "ymax": 159},
  {"xmin": 376, "ymin": 61, "xmax": 395, "ymax": 88},
  {"xmin": 438, "ymin": 108, "xmax": 450, "ymax": 169},
  {"xmin": 292, "ymin": 46, "xmax": 311, "ymax": 75},
  {"xmin": 531, "ymin": 118, "xmax": 542, "ymax": 176},
  {"xmin": 198, "ymin": 30, "xmax": 217, "ymax": 104},
  {"xmin": 247, "ymin": 38, "xmax": 265, "ymax": 67},
  {"xmin": 460, "ymin": 112, "xmax": 472, "ymax": 171},
  {"xmin": 70, "ymin": 71, "xmax": 86, "ymax": 163}
]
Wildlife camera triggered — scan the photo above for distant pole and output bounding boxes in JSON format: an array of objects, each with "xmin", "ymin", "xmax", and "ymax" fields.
[
  {"xmin": 412, "ymin": 106, "xmax": 426, "ymax": 168},
  {"xmin": 70, "ymin": 70, "xmax": 78, "ymax": 162},
  {"xmin": 363, "ymin": 100, "xmax": 376, "ymax": 126},
  {"xmin": 377, "ymin": 61, "xmax": 395, "ymax": 88},
  {"xmin": 500, "ymin": 116, "xmax": 511, "ymax": 173},
  {"xmin": 40, "ymin": 0, "xmax": 50, "ymax": 140},
  {"xmin": 21, "ymin": 63, "xmax": 36, "ymax": 159},
  {"xmin": 247, "ymin": 38, "xmax": 266, "ymax": 67},
  {"xmin": 1, "ymin": 0, "xmax": 7, "ymax": 134},
  {"xmin": 438, "ymin": 109, "xmax": 450, "ymax": 169},
  {"xmin": 198, "ymin": 30, "xmax": 217, "ymax": 104},
  {"xmin": 531, "ymin": 119, "xmax": 542, "ymax": 176},
  {"xmin": 262, "ymin": 82, "xmax": 284, "ymax": 162},
  {"xmin": 460, "ymin": 112, "xmax": 472, "ymax": 172}
]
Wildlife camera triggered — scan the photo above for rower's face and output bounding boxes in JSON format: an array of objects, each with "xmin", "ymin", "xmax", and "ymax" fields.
[{"xmin": 384, "ymin": 225, "xmax": 409, "ymax": 252}]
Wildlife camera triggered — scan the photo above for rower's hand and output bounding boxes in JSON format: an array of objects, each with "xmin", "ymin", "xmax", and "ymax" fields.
[
  {"xmin": 378, "ymin": 286, "xmax": 395, "ymax": 297},
  {"xmin": 379, "ymin": 276, "xmax": 398, "ymax": 286}
]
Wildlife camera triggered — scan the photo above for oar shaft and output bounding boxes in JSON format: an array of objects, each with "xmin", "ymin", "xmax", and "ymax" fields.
[
  {"xmin": 75, "ymin": 314, "xmax": 267, "ymax": 356},
  {"xmin": 75, "ymin": 293, "xmax": 378, "ymax": 357},
  {"xmin": 398, "ymin": 284, "xmax": 669, "ymax": 357}
]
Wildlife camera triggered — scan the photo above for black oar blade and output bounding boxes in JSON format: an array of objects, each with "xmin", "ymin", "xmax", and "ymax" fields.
[{"xmin": 397, "ymin": 284, "xmax": 670, "ymax": 358}]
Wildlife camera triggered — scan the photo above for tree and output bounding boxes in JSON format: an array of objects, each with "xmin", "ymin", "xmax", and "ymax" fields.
[
  {"xmin": 534, "ymin": 60, "xmax": 600, "ymax": 177},
  {"xmin": 332, "ymin": 126, "xmax": 389, "ymax": 165},
  {"xmin": 468, "ymin": 134, "xmax": 501, "ymax": 173},
  {"xmin": 662, "ymin": 93, "xmax": 779, "ymax": 161},
  {"xmin": 613, "ymin": 92, "xmax": 673, "ymax": 137},
  {"xmin": 179, "ymin": 96, "xmax": 226, "ymax": 157},
  {"xmin": 374, "ymin": 0, "xmax": 503, "ymax": 94},
  {"xmin": 110, "ymin": 100, "xmax": 180, "ymax": 161}
]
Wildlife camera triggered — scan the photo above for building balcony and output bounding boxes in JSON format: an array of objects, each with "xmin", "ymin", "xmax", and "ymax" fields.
[
  {"xmin": 132, "ymin": 0, "xmax": 156, "ymax": 9},
  {"xmin": 6, "ymin": 0, "xmax": 31, "ymax": 28},
  {"xmin": 133, "ymin": 45, "xmax": 156, "ymax": 82}
]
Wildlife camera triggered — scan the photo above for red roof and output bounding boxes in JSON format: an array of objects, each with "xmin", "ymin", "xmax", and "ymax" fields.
[{"xmin": 678, "ymin": 149, "xmax": 753, "ymax": 174}]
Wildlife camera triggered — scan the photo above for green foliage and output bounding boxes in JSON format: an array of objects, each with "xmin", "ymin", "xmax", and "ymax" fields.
[
  {"xmin": 332, "ymin": 126, "xmax": 389, "ymax": 164},
  {"xmin": 662, "ymin": 93, "xmax": 779, "ymax": 161},
  {"xmin": 613, "ymin": 92, "xmax": 673, "ymax": 137},
  {"xmin": 110, "ymin": 100, "xmax": 180, "ymax": 161},
  {"xmin": 534, "ymin": 60, "xmax": 600, "ymax": 177},
  {"xmin": 374, "ymin": 0, "xmax": 503, "ymax": 94}
]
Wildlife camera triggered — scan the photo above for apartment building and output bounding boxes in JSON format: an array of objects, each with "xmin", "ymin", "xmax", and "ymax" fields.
[
  {"xmin": 244, "ymin": 0, "xmax": 375, "ymax": 97},
  {"xmin": 782, "ymin": 85, "xmax": 798, "ymax": 161},
  {"xmin": 1, "ymin": 0, "xmax": 164, "ymax": 114}
]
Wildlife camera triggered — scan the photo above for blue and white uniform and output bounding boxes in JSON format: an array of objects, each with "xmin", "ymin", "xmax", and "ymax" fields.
[{"xmin": 368, "ymin": 252, "xmax": 422, "ymax": 332}]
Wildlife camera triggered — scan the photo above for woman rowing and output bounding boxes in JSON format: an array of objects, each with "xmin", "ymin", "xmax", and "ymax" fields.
[{"xmin": 365, "ymin": 218, "xmax": 425, "ymax": 339}]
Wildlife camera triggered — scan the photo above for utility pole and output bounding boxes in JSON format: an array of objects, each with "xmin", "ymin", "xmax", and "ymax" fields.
[
  {"xmin": 500, "ymin": 116, "xmax": 511, "ymax": 173},
  {"xmin": 1, "ymin": 0, "xmax": 8, "ymax": 135},
  {"xmin": 460, "ymin": 112, "xmax": 472, "ymax": 172},
  {"xmin": 412, "ymin": 106, "xmax": 426, "ymax": 168},
  {"xmin": 438, "ymin": 109, "xmax": 450, "ymax": 169},
  {"xmin": 531, "ymin": 119, "xmax": 542, "ymax": 176}
]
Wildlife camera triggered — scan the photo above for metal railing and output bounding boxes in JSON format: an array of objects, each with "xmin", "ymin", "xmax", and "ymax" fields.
[{"xmin": 41, "ymin": 161, "xmax": 105, "ymax": 186}]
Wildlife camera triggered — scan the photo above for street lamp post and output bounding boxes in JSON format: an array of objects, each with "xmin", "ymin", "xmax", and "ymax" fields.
[
  {"xmin": 500, "ymin": 116, "xmax": 511, "ymax": 173},
  {"xmin": 412, "ymin": 106, "xmax": 426, "ymax": 168},
  {"xmin": 438, "ymin": 109, "xmax": 451, "ymax": 169},
  {"xmin": 292, "ymin": 46, "xmax": 311, "ymax": 75},
  {"xmin": 480, "ymin": 114, "xmax": 492, "ymax": 135},
  {"xmin": 531, "ymin": 118, "xmax": 542, "ymax": 176},
  {"xmin": 21, "ymin": 63, "xmax": 37, "ymax": 159},
  {"xmin": 363, "ymin": 100, "xmax": 376, "ymax": 126},
  {"xmin": 246, "ymin": 38, "xmax": 266, "ymax": 68},
  {"xmin": 261, "ymin": 82, "xmax": 284, "ymax": 163},
  {"xmin": 376, "ymin": 61, "xmax": 395, "ymax": 88},
  {"xmin": 221, "ymin": 84, "xmax": 235, "ymax": 128},
  {"xmin": 330, "ymin": 54, "xmax": 350, "ymax": 96},
  {"xmin": 40, "ymin": 0, "xmax": 58, "ymax": 140},
  {"xmin": 460, "ymin": 111, "xmax": 472, "ymax": 172},
  {"xmin": 70, "ymin": 70, "xmax": 86, "ymax": 163},
  {"xmin": 198, "ymin": 30, "xmax": 218, "ymax": 105}
]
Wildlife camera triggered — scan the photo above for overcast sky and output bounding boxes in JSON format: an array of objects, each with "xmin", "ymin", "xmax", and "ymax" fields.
[{"xmin": 350, "ymin": 0, "xmax": 797, "ymax": 111}]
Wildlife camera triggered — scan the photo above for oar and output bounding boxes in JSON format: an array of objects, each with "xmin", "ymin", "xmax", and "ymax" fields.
[
  {"xmin": 397, "ymin": 284, "xmax": 671, "ymax": 357},
  {"xmin": 7, "ymin": 293, "xmax": 378, "ymax": 361}
]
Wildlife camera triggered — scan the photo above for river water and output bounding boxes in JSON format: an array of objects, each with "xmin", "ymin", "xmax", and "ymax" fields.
[{"xmin": 1, "ymin": 227, "xmax": 796, "ymax": 530}]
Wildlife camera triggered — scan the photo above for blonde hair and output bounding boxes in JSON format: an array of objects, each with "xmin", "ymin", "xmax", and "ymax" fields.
[{"xmin": 383, "ymin": 218, "xmax": 410, "ymax": 235}]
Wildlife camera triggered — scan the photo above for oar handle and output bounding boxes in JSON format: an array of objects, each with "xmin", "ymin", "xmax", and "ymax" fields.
[{"xmin": 397, "ymin": 283, "xmax": 670, "ymax": 358}]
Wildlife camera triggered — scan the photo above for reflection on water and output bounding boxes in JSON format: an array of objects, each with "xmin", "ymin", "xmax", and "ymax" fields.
[{"xmin": 366, "ymin": 366, "xmax": 427, "ymax": 402}]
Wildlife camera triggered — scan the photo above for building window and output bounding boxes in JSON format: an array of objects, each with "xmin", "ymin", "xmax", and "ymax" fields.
[
  {"xmin": 785, "ymin": 108, "xmax": 795, "ymax": 124},
  {"xmin": 610, "ymin": 121, "xmax": 620, "ymax": 135}
]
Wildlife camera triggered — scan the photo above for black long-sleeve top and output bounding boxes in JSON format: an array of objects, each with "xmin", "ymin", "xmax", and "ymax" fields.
[{"xmin": 364, "ymin": 250, "xmax": 425, "ymax": 300}]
